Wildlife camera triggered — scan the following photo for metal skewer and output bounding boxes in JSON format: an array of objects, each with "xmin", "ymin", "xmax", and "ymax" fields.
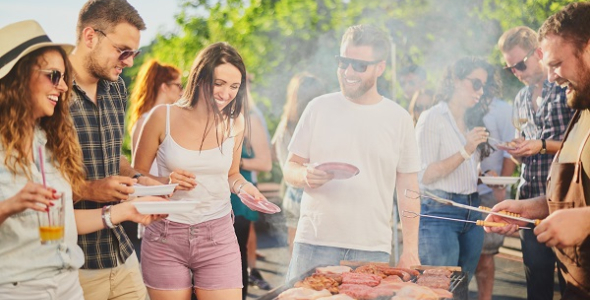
[
  {"xmin": 402, "ymin": 210, "xmax": 531, "ymax": 229},
  {"xmin": 404, "ymin": 189, "xmax": 542, "ymax": 226}
]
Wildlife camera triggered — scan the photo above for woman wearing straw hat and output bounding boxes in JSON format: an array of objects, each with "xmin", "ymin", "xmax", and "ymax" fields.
[{"xmin": 0, "ymin": 20, "xmax": 164, "ymax": 299}]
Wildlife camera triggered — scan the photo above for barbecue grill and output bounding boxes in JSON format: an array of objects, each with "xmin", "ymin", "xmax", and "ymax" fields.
[{"xmin": 259, "ymin": 265, "xmax": 468, "ymax": 300}]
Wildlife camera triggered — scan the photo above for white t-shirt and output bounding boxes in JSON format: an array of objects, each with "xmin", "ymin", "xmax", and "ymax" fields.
[{"xmin": 288, "ymin": 92, "xmax": 420, "ymax": 253}]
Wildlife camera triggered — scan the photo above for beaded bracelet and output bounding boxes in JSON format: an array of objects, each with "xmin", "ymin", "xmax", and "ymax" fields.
[{"xmin": 230, "ymin": 179, "xmax": 241, "ymax": 193}]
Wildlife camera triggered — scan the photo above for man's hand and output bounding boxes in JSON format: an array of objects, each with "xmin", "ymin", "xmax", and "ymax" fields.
[
  {"xmin": 507, "ymin": 138, "xmax": 542, "ymax": 157},
  {"xmin": 137, "ymin": 175, "xmax": 162, "ymax": 187},
  {"xmin": 84, "ymin": 176, "xmax": 136, "ymax": 203},
  {"xmin": 397, "ymin": 251, "xmax": 420, "ymax": 269},
  {"xmin": 534, "ymin": 208, "xmax": 590, "ymax": 248},
  {"xmin": 304, "ymin": 164, "xmax": 334, "ymax": 189}
]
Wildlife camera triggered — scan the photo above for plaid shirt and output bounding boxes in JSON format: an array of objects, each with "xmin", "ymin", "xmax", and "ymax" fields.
[
  {"xmin": 70, "ymin": 77, "xmax": 133, "ymax": 269},
  {"xmin": 515, "ymin": 80, "xmax": 575, "ymax": 199}
]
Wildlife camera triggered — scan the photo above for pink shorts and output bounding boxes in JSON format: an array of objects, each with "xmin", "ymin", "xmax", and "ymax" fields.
[{"xmin": 141, "ymin": 214, "xmax": 242, "ymax": 291}]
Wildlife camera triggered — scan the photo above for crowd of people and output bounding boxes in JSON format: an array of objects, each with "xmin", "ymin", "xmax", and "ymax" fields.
[{"xmin": 1, "ymin": 0, "xmax": 590, "ymax": 299}]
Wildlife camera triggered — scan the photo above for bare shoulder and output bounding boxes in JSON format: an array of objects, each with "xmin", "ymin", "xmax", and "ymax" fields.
[
  {"xmin": 144, "ymin": 104, "xmax": 168, "ymax": 127},
  {"xmin": 233, "ymin": 113, "xmax": 246, "ymax": 136}
]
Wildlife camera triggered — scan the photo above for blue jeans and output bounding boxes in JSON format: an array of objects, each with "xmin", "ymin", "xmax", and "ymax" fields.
[
  {"xmin": 418, "ymin": 190, "xmax": 483, "ymax": 283},
  {"xmin": 286, "ymin": 243, "xmax": 389, "ymax": 282}
]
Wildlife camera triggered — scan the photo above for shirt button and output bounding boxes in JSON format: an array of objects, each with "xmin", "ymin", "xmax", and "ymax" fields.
[
  {"xmin": 533, "ymin": 176, "xmax": 536, "ymax": 180},
  {"xmin": 533, "ymin": 160, "xmax": 536, "ymax": 163}
]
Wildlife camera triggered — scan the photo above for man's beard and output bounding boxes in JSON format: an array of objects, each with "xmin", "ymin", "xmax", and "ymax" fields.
[
  {"xmin": 338, "ymin": 74, "xmax": 374, "ymax": 100},
  {"xmin": 567, "ymin": 61, "xmax": 590, "ymax": 110},
  {"xmin": 87, "ymin": 49, "xmax": 117, "ymax": 82}
]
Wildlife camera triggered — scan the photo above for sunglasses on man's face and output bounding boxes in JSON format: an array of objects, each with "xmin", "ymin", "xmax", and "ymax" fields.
[
  {"xmin": 504, "ymin": 48, "xmax": 536, "ymax": 73},
  {"xmin": 93, "ymin": 29, "xmax": 141, "ymax": 61},
  {"xmin": 465, "ymin": 77, "xmax": 484, "ymax": 92},
  {"xmin": 37, "ymin": 69, "xmax": 64, "ymax": 87},
  {"xmin": 335, "ymin": 55, "xmax": 381, "ymax": 73}
]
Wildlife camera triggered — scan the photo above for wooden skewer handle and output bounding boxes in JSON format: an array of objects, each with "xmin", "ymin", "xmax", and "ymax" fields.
[
  {"xmin": 534, "ymin": 219, "xmax": 542, "ymax": 226},
  {"xmin": 476, "ymin": 220, "xmax": 508, "ymax": 227}
]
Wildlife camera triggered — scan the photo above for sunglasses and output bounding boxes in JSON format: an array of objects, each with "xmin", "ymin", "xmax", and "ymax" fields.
[
  {"xmin": 168, "ymin": 82, "xmax": 183, "ymax": 90},
  {"xmin": 37, "ymin": 69, "xmax": 64, "ymax": 87},
  {"xmin": 93, "ymin": 29, "xmax": 141, "ymax": 61},
  {"xmin": 504, "ymin": 48, "xmax": 535, "ymax": 72},
  {"xmin": 335, "ymin": 55, "xmax": 381, "ymax": 73},
  {"xmin": 465, "ymin": 77, "xmax": 484, "ymax": 91}
]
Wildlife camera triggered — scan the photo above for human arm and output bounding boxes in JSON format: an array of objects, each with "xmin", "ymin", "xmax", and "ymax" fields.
[
  {"xmin": 228, "ymin": 115, "xmax": 265, "ymax": 200},
  {"xmin": 74, "ymin": 196, "xmax": 167, "ymax": 235},
  {"xmin": 132, "ymin": 105, "xmax": 170, "ymax": 185},
  {"xmin": 534, "ymin": 207, "xmax": 590, "ymax": 248},
  {"xmin": 241, "ymin": 113, "xmax": 272, "ymax": 172},
  {"xmin": 483, "ymin": 196, "xmax": 548, "ymax": 235},
  {"xmin": 420, "ymin": 126, "xmax": 488, "ymax": 185},
  {"xmin": 131, "ymin": 115, "xmax": 147, "ymax": 157},
  {"xmin": 395, "ymin": 172, "xmax": 421, "ymax": 268},
  {"xmin": 507, "ymin": 138, "xmax": 562, "ymax": 157},
  {"xmin": 0, "ymin": 182, "xmax": 57, "ymax": 225}
]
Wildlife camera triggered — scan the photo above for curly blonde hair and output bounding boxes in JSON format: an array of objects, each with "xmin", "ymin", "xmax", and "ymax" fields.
[{"xmin": 0, "ymin": 47, "xmax": 86, "ymax": 196}]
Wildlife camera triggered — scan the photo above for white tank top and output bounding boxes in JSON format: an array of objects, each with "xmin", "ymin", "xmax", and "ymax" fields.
[{"xmin": 156, "ymin": 105, "xmax": 234, "ymax": 224}]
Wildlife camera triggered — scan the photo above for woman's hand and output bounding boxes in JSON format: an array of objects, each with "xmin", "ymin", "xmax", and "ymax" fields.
[
  {"xmin": 168, "ymin": 169, "xmax": 197, "ymax": 191},
  {"xmin": 239, "ymin": 182, "xmax": 267, "ymax": 202},
  {"xmin": 0, "ymin": 182, "xmax": 58, "ymax": 216},
  {"xmin": 111, "ymin": 196, "xmax": 169, "ymax": 226},
  {"xmin": 465, "ymin": 127, "xmax": 489, "ymax": 154}
]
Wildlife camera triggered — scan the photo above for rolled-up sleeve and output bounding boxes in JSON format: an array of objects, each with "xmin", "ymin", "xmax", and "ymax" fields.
[{"xmin": 415, "ymin": 110, "xmax": 440, "ymax": 182}]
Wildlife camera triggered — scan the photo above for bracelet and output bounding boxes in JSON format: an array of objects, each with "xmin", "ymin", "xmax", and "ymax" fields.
[
  {"xmin": 230, "ymin": 179, "xmax": 240, "ymax": 192},
  {"xmin": 236, "ymin": 181, "xmax": 252, "ymax": 194},
  {"xmin": 459, "ymin": 147, "xmax": 471, "ymax": 160},
  {"xmin": 101, "ymin": 205, "xmax": 116, "ymax": 229}
]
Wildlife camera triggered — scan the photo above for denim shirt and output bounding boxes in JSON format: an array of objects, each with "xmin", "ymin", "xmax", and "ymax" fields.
[{"xmin": 0, "ymin": 128, "xmax": 84, "ymax": 285}]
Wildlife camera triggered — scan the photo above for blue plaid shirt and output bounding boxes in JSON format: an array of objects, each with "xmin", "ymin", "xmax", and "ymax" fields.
[
  {"xmin": 515, "ymin": 80, "xmax": 575, "ymax": 199},
  {"xmin": 70, "ymin": 77, "xmax": 134, "ymax": 269}
]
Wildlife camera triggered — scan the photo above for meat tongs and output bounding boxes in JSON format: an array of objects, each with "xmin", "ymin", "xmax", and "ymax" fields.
[
  {"xmin": 404, "ymin": 189, "xmax": 542, "ymax": 226},
  {"xmin": 402, "ymin": 210, "xmax": 531, "ymax": 229}
]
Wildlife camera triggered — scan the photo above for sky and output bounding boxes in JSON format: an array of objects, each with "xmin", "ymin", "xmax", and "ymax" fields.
[{"xmin": 0, "ymin": 0, "xmax": 181, "ymax": 47}]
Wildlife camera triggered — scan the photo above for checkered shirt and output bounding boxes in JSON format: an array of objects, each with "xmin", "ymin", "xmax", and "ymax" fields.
[
  {"xmin": 70, "ymin": 77, "xmax": 133, "ymax": 269},
  {"xmin": 515, "ymin": 80, "xmax": 575, "ymax": 199}
]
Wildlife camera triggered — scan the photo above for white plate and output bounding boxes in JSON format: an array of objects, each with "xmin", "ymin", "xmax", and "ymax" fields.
[
  {"xmin": 131, "ymin": 184, "xmax": 178, "ymax": 196},
  {"xmin": 479, "ymin": 176, "xmax": 520, "ymax": 186},
  {"xmin": 132, "ymin": 200, "xmax": 198, "ymax": 214}
]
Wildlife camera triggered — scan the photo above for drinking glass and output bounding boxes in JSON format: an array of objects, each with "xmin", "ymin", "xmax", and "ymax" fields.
[
  {"xmin": 512, "ymin": 99, "xmax": 538, "ymax": 139},
  {"xmin": 37, "ymin": 193, "xmax": 65, "ymax": 244}
]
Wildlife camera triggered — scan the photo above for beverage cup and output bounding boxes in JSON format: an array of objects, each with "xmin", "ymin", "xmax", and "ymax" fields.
[{"xmin": 37, "ymin": 193, "xmax": 65, "ymax": 244}]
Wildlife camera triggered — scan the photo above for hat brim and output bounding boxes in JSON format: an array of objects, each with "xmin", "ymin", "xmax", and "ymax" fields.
[{"xmin": 0, "ymin": 42, "xmax": 74, "ymax": 80}]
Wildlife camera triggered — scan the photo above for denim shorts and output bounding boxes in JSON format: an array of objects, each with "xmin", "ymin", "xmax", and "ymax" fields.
[
  {"xmin": 141, "ymin": 214, "xmax": 242, "ymax": 291},
  {"xmin": 286, "ymin": 243, "xmax": 389, "ymax": 282},
  {"xmin": 418, "ymin": 189, "xmax": 484, "ymax": 282}
]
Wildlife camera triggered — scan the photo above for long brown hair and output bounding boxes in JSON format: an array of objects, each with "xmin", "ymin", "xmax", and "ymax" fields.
[
  {"xmin": 0, "ymin": 47, "xmax": 86, "ymax": 196},
  {"xmin": 176, "ymin": 42, "xmax": 249, "ymax": 151},
  {"xmin": 128, "ymin": 59, "xmax": 180, "ymax": 133},
  {"xmin": 279, "ymin": 72, "xmax": 326, "ymax": 135}
]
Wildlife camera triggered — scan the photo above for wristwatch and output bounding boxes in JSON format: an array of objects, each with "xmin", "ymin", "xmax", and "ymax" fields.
[
  {"xmin": 540, "ymin": 139, "xmax": 547, "ymax": 154},
  {"xmin": 132, "ymin": 173, "xmax": 143, "ymax": 179}
]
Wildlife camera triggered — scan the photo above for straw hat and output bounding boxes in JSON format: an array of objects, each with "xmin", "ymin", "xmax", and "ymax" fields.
[{"xmin": 0, "ymin": 20, "xmax": 74, "ymax": 80}]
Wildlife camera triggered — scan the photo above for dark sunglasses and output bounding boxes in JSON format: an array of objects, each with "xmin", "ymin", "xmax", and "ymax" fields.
[
  {"xmin": 465, "ymin": 77, "xmax": 484, "ymax": 91},
  {"xmin": 335, "ymin": 55, "xmax": 381, "ymax": 73},
  {"xmin": 93, "ymin": 29, "xmax": 141, "ymax": 61},
  {"xmin": 37, "ymin": 69, "xmax": 64, "ymax": 87},
  {"xmin": 504, "ymin": 48, "xmax": 535, "ymax": 72}
]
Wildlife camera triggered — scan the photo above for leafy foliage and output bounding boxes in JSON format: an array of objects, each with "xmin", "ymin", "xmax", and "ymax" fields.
[{"xmin": 123, "ymin": 0, "xmax": 576, "ymax": 181}]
